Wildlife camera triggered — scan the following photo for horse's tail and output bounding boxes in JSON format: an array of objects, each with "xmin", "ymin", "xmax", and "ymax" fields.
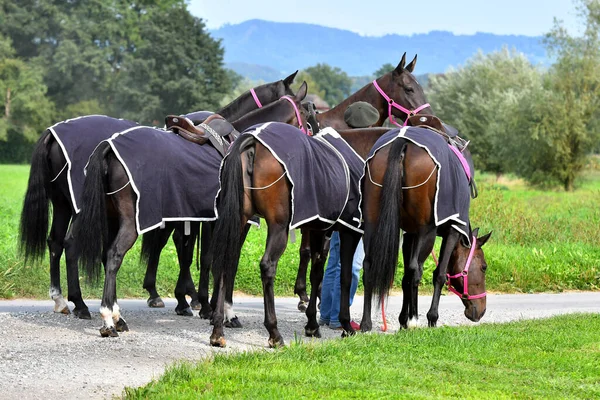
[
  {"xmin": 19, "ymin": 131, "xmax": 52, "ymax": 263},
  {"xmin": 140, "ymin": 230, "xmax": 160, "ymax": 265},
  {"xmin": 210, "ymin": 136, "xmax": 254, "ymax": 291},
  {"xmin": 369, "ymin": 139, "xmax": 408, "ymax": 306},
  {"xmin": 76, "ymin": 142, "xmax": 111, "ymax": 284}
]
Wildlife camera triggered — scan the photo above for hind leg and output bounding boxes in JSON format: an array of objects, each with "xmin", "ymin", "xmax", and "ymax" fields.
[
  {"xmin": 172, "ymin": 223, "xmax": 198, "ymax": 316},
  {"xmin": 304, "ymin": 230, "xmax": 328, "ymax": 338},
  {"xmin": 338, "ymin": 230, "xmax": 361, "ymax": 335},
  {"xmin": 47, "ymin": 197, "xmax": 71, "ymax": 315},
  {"xmin": 63, "ymin": 216, "xmax": 91, "ymax": 319},
  {"xmin": 294, "ymin": 229, "xmax": 311, "ymax": 312},
  {"xmin": 198, "ymin": 222, "xmax": 213, "ymax": 319},
  {"xmin": 143, "ymin": 226, "xmax": 173, "ymax": 308}
]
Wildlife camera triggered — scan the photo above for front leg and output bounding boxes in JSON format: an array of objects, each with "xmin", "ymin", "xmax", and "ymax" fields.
[
  {"xmin": 427, "ymin": 233, "xmax": 459, "ymax": 327},
  {"xmin": 304, "ymin": 230, "xmax": 327, "ymax": 338},
  {"xmin": 338, "ymin": 230, "xmax": 360, "ymax": 335}
]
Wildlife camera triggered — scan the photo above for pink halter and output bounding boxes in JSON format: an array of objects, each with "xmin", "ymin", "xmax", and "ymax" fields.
[
  {"xmin": 250, "ymin": 88, "xmax": 263, "ymax": 108},
  {"xmin": 446, "ymin": 236, "xmax": 486, "ymax": 300},
  {"xmin": 280, "ymin": 96, "xmax": 308, "ymax": 135},
  {"xmin": 372, "ymin": 79, "xmax": 430, "ymax": 127}
]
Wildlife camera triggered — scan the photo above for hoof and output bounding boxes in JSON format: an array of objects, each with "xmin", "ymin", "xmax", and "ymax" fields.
[
  {"xmin": 176, "ymin": 307, "xmax": 194, "ymax": 317},
  {"xmin": 210, "ymin": 336, "xmax": 226, "ymax": 348},
  {"xmin": 224, "ymin": 316, "xmax": 243, "ymax": 329},
  {"xmin": 73, "ymin": 307, "xmax": 91, "ymax": 320},
  {"xmin": 55, "ymin": 306, "xmax": 70, "ymax": 315},
  {"xmin": 190, "ymin": 299, "xmax": 202, "ymax": 311},
  {"xmin": 100, "ymin": 326, "xmax": 118, "ymax": 338},
  {"xmin": 147, "ymin": 297, "xmax": 165, "ymax": 308},
  {"xmin": 268, "ymin": 337, "xmax": 285, "ymax": 348},
  {"xmin": 199, "ymin": 306, "xmax": 212, "ymax": 320},
  {"xmin": 115, "ymin": 318, "xmax": 129, "ymax": 332},
  {"xmin": 360, "ymin": 324, "xmax": 372, "ymax": 333},
  {"xmin": 297, "ymin": 301, "xmax": 308, "ymax": 312},
  {"xmin": 341, "ymin": 329, "xmax": 356, "ymax": 338},
  {"xmin": 305, "ymin": 326, "xmax": 321, "ymax": 338}
]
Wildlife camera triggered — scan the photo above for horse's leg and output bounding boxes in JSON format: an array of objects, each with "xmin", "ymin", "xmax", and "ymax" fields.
[
  {"xmin": 427, "ymin": 232, "xmax": 459, "ymax": 327},
  {"xmin": 46, "ymin": 195, "xmax": 71, "ymax": 315},
  {"xmin": 172, "ymin": 223, "xmax": 197, "ymax": 316},
  {"xmin": 198, "ymin": 222, "xmax": 213, "ymax": 319},
  {"xmin": 304, "ymin": 230, "xmax": 327, "ymax": 338},
  {"xmin": 399, "ymin": 229, "xmax": 432, "ymax": 329},
  {"xmin": 63, "ymin": 215, "xmax": 91, "ymax": 319},
  {"xmin": 399, "ymin": 233, "xmax": 416, "ymax": 329},
  {"xmin": 223, "ymin": 223, "xmax": 248, "ymax": 328},
  {"xmin": 294, "ymin": 228, "xmax": 311, "ymax": 312},
  {"xmin": 188, "ymin": 222, "xmax": 202, "ymax": 310},
  {"xmin": 143, "ymin": 226, "xmax": 173, "ymax": 308},
  {"xmin": 338, "ymin": 230, "xmax": 361, "ymax": 335},
  {"xmin": 360, "ymin": 223, "xmax": 376, "ymax": 333}
]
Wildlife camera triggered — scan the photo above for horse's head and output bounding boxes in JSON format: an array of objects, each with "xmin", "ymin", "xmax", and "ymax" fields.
[
  {"xmin": 373, "ymin": 53, "xmax": 432, "ymax": 125},
  {"xmin": 446, "ymin": 228, "xmax": 492, "ymax": 322},
  {"xmin": 267, "ymin": 70, "xmax": 298, "ymax": 98}
]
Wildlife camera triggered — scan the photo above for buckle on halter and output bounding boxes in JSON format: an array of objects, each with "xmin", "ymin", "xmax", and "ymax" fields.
[
  {"xmin": 388, "ymin": 99, "xmax": 394, "ymax": 105},
  {"xmin": 462, "ymin": 270, "xmax": 468, "ymax": 276},
  {"xmin": 461, "ymin": 293, "xmax": 469, "ymax": 300}
]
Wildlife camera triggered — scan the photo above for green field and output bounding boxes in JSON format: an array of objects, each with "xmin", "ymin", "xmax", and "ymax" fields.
[
  {"xmin": 1, "ymin": 164, "xmax": 599, "ymax": 299},
  {"xmin": 123, "ymin": 314, "xmax": 600, "ymax": 399}
]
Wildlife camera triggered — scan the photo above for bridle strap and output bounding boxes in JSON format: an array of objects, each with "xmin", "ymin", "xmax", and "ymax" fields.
[
  {"xmin": 280, "ymin": 95, "xmax": 308, "ymax": 135},
  {"xmin": 446, "ymin": 236, "xmax": 486, "ymax": 300},
  {"xmin": 250, "ymin": 88, "xmax": 263, "ymax": 108},
  {"xmin": 372, "ymin": 79, "xmax": 430, "ymax": 127}
]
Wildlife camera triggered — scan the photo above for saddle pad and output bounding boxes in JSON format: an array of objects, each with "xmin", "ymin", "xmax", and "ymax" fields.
[
  {"xmin": 107, "ymin": 126, "xmax": 222, "ymax": 234},
  {"xmin": 363, "ymin": 126, "xmax": 472, "ymax": 241},
  {"xmin": 47, "ymin": 115, "xmax": 139, "ymax": 213},
  {"xmin": 230, "ymin": 122, "xmax": 362, "ymax": 232}
]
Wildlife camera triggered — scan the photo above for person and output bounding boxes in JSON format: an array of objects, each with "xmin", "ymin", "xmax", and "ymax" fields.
[{"xmin": 319, "ymin": 102, "xmax": 380, "ymax": 330}]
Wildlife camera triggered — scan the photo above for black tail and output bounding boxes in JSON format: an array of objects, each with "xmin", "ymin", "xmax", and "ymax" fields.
[
  {"xmin": 369, "ymin": 140, "xmax": 408, "ymax": 305},
  {"xmin": 210, "ymin": 136, "xmax": 254, "ymax": 290},
  {"xmin": 140, "ymin": 230, "xmax": 161, "ymax": 266},
  {"xmin": 19, "ymin": 131, "xmax": 51, "ymax": 264},
  {"xmin": 76, "ymin": 142, "xmax": 111, "ymax": 284}
]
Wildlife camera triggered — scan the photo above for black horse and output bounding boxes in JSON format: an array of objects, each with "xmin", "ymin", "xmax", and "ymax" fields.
[
  {"xmin": 18, "ymin": 72, "xmax": 298, "ymax": 319},
  {"xmin": 75, "ymin": 83, "xmax": 310, "ymax": 337}
]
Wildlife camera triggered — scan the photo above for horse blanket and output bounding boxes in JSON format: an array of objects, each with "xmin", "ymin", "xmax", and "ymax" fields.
[
  {"xmin": 225, "ymin": 122, "xmax": 364, "ymax": 233},
  {"xmin": 105, "ymin": 126, "xmax": 223, "ymax": 234},
  {"xmin": 363, "ymin": 126, "xmax": 472, "ymax": 241},
  {"xmin": 47, "ymin": 115, "xmax": 139, "ymax": 213}
]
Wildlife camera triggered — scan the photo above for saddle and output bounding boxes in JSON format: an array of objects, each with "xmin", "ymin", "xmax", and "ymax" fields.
[
  {"xmin": 165, "ymin": 114, "xmax": 239, "ymax": 157},
  {"xmin": 406, "ymin": 115, "xmax": 468, "ymax": 151}
]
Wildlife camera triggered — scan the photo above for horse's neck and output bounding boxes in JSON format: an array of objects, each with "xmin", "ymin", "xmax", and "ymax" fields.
[
  {"xmin": 217, "ymin": 96, "xmax": 257, "ymax": 121},
  {"xmin": 231, "ymin": 104, "xmax": 292, "ymax": 132},
  {"xmin": 317, "ymin": 84, "xmax": 386, "ymax": 129}
]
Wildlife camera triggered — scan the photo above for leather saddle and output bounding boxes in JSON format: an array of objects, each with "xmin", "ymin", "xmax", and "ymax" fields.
[
  {"xmin": 406, "ymin": 114, "xmax": 468, "ymax": 151},
  {"xmin": 165, "ymin": 114, "xmax": 239, "ymax": 157}
]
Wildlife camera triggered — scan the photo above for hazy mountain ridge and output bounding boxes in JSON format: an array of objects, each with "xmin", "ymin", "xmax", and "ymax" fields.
[{"xmin": 211, "ymin": 19, "xmax": 547, "ymax": 80}]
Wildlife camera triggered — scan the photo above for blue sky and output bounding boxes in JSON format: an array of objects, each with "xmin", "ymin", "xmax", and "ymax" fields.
[{"xmin": 188, "ymin": 0, "xmax": 581, "ymax": 37}]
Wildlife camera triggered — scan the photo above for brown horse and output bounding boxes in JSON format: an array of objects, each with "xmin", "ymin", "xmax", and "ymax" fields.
[
  {"xmin": 209, "ymin": 124, "xmax": 402, "ymax": 348},
  {"xmin": 75, "ymin": 84, "xmax": 309, "ymax": 337},
  {"xmin": 292, "ymin": 53, "xmax": 431, "ymax": 312},
  {"xmin": 360, "ymin": 127, "xmax": 491, "ymax": 331}
]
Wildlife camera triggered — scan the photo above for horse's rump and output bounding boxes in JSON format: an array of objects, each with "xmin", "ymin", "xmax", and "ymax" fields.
[
  {"xmin": 47, "ymin": 115, "xmax": 139, "ymax": 212},
  {"xmin": 362, "ymin": 126, "xmax": 472, "ymax": 240},
  {"xmin": 237, "ymin": 122, "xmax": 363, "ymax": 232},
  {"xmin": 107, "ymin": 126, "xmax": 223, "ymax": 234}
]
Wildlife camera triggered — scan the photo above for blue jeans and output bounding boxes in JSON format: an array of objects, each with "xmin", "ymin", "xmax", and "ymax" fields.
[{"xmin": 319, "ymin": 232, "xmax": 364, "ymax": 328}]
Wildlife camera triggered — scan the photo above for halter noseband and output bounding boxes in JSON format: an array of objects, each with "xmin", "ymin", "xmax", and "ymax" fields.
[
  {"xmin": 280, "ymin": 95, "xmax": 308, "ymax": 135},
  {"xmin": 372, "ymin": 79, "xmax": 430, "ymax": 127},
  {"xmin": 250, "ymin": 88, "xmax": 263, "ymax": 108},
  {"xmin": 446, "ymin": 236, "xmax": 486, "ymax": 300}
]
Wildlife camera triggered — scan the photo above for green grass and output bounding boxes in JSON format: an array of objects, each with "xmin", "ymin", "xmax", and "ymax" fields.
[
  {"xmin": 122, "ymin": 314, "xmax": 600, "ymax": 399},
  {"xmin": 1, "ymin": 165, "xmax": 599, "ymax": 299}
]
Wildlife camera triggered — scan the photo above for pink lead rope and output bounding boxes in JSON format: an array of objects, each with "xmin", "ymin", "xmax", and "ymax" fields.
[
  {"xmin": 250, "ymin": 88, "xmax": 263, "ymax": 108},
  {"xmin": 372, "ymin": 79, "xmax": 430, "ymax": 127},
  {"xmin": 280, "ymin": 95, "xmax": 308, "ymax": 135}
]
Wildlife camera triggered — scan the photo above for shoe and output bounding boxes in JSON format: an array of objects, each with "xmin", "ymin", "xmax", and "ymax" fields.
[
  {"xmin": 350, "ymin": 321, "xmax": 360, "ymax": 330},
  {"xmin": 330, "ymin": 321, "xmax": 360, "ymax": 331}
]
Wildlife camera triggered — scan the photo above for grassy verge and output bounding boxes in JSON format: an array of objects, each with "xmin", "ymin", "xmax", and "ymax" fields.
[
  {"xmin": 1, "ymin": 165, "xmax": 599, "ymax": 299},
  {"xmin": 123, "ymin": 314, "xmax": 600, "ymax": 399}
]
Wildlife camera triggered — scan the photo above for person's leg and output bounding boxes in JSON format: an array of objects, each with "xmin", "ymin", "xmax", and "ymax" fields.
[
  {"xmin": 349, "ymin": 238, "xmax": 365, "ymax": 307},
  {"xmin": 319, "ymin": 231, "xmax": 340, "ymax": 325},
  {"xmin": 328, "ymin": 260, "xmax": 343, "ymax": 329}
]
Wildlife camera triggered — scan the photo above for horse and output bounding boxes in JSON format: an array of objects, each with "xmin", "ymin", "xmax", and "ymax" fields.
[
  {"xmin": 75, "ymin": 83, "xmax": 310, "ymax": 337},
  {"xmin": 18, "ymin": 72, "xmax": 298, "ymax": 319},
  {"xmin": 359, "ymin": 125, "xmax": 492, "ymax": 332},
  {"xmin": 292, "ymin": 53, "xmax": 431, "ymax": 312},
  {"xmin": 207, "ymin": 123, "xmax": 430, "ymax": 348}
]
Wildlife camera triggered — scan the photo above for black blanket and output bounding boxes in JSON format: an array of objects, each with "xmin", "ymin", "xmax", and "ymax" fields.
[
  {"xmin": 231, "ymin": 122, "xmax": 364, "ymax": 232},
  {"xmin": 48, "ymin": 115, "xmax": 139, "ymax": 213},
  {"xmin": 363, "ymin": 126, "xmax": 472, "ymax": 241},
  {"xmin": 108, "ymin": 126, "xmax": 222, "ymax": 234}
]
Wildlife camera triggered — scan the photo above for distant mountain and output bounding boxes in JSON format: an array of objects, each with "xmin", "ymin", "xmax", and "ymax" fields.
[{"xmin": 211, "ymin": 20, "xmax": 547, "ymax": 79}]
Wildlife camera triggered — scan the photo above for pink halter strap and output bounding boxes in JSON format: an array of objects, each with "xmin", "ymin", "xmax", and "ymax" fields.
[
  {"xmin": 372, "ymin": 79, "xmax": 430, "ymax": 127},
  {"xmin": 446, "ymin": 236, "xmax": 486, "ymax": 300},
  {"xmin": 280, "ymin": 95, "xmax": 308, "ymax": 135},
  {"xmin": 250, "ymin": 88, "xmax": 263, "ymax": 108}
]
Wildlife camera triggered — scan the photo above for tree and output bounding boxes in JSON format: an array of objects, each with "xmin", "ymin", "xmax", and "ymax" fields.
[
  {"xmin": 304, "ymin": 64, "xmax": 352, "ymax": 107},
  {"xmin": 373, "ymin": 63, "xmax": 396, "ymax": 78},
  {"xmin": 291, "ymin": 70, "xmax": 326, "ymax": 102}
]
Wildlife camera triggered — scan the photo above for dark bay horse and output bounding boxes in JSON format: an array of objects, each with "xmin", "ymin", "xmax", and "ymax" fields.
[
  {"xmin": 18, "ymin": 72, "xmax": 298, "ymax": 319},
  {"xmin": 209, "ymin": 124, "xmax": 403, "ymax": 348},
  {"xmin": 292, "ymin": 53, "xmax": 431, "ymax": 312},
  {"xmin": 360, "ymin": 126, "xmax": 491, "ymax": 331},
  {"xmin": 75, "ymin": 84, "xmax": 309, "ymax": 337}
]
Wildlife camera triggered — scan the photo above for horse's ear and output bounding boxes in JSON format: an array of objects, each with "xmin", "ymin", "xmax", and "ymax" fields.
[
  {"xmin": 405, "ymin": 54, "xmax": 417, "ymax": 73},
  {"xmin": 283, "ymin": 70, "xmax": 298, "ymax": 87},
  {"xmin": 395, "ymin": 52, "xmax": 407, "ymax": 73},
  {"xmin": 476, "ymin": 230, "xmax": 492, "ymax": 248},
  {"xmin": 295, "ymin": 81, "xmax": 308, "ymax": 101}
]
